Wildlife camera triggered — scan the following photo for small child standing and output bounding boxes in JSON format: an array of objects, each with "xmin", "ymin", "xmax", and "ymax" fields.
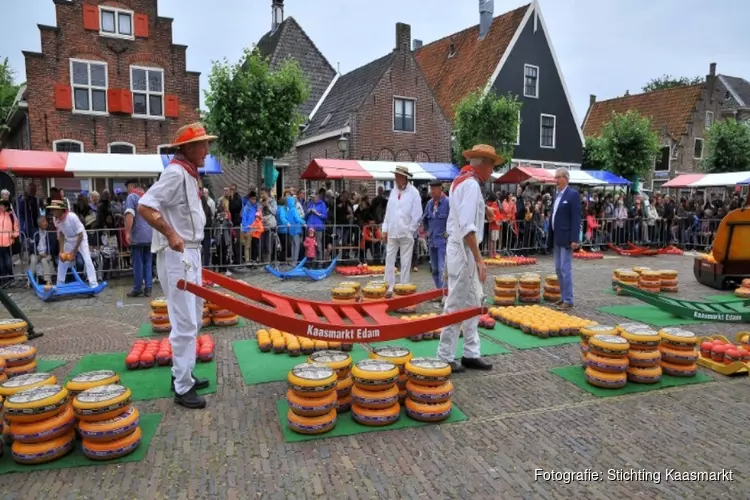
[
  {"xmin": 28, "ymin": 215, "xmax": 55, "ymax": 285},
  {"xmin": 303, "ymin": 228, "xmax": 317, "ymax": 264},
  {"xmin": 486, "ymin": 194, "xmax": 502, "ymax": 258}
]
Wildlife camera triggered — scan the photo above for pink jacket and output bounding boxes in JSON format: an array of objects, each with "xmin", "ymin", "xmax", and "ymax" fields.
[{"xmin": 0, "ymin": 212, "xmax": 19, "ymax": 248}]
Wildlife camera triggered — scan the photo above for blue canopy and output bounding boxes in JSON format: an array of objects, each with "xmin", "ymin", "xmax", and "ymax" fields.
[
  {"xmin": 739, "ymin": 176, "xmax": 750, "ymax": 185},
  {"xmin": 583, "ymin": 170, "xmax": 631, "ymax": 185},
  {"xmin": 418, "ymin": 162, "xmax": 460, "ymax": 180},
  {"xmin": 161, "ymin": 154, "xmax": 223, "ymax": 175}
]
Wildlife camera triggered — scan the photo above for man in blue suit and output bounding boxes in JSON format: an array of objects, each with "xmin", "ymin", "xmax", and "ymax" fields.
[{"xmin": 548, "ymin": 168, "xmax": 581, "ymax": 309}]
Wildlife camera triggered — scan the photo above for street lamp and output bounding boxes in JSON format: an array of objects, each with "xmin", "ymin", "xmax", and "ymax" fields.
[{"xmin": 337, "ymin": 133, "xmax": 349, "ymax": 159}]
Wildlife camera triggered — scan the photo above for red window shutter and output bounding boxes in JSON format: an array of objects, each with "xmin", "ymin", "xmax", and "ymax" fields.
[
  {"xmin": 120, "ymin": 89, "xmax": 134, "ymax": 114},
  {"xmin": 165, "ymin": 94, "xmax": 179, "ymax": 118},
  {"xmin": 54, "ymin": 84, "xmax": 73, "ymax": 110},
  {"xmin": 107, "ymin": 89, "xmax": 121, "ymax": 113},
  {"xmin": 134, "ymin": 14, "xmax": 149, "ymax": 38},
  {"xmin": 83, "ymin": 4, "xmax": 99, "ymax": 31}
]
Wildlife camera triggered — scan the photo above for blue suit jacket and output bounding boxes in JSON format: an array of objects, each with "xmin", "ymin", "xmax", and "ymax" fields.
[{"xmin": 549, "ymin": 187, "xmax": 581, "ymax": 249}]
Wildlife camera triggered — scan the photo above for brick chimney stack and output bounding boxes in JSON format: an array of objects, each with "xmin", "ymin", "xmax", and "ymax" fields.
[
  {"xmin": 396, "ymin": 23, "xmax": 411, "ymax": 53},
  {"xmin": 272, "ymin": 0, "xmax": 284, "ymax": 32},
  {"xmin": 589, "ymin": 94, "xmax": 596, "ymax": 106},
  {"xmin": 708, "ymin": 62, "xmax": 717, "ymax": 102}
]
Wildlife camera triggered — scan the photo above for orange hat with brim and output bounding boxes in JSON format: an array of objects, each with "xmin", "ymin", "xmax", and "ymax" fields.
[
  {"xmin": 462, "ymin": 144, "xmax": 504, "ymax": 166},
  {"xmin": 170, "ymin": 122, "xmax": 218, "ymax": 148}
]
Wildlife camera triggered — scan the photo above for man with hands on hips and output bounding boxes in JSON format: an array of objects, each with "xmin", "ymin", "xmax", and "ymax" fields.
[{"xmin": 547, "ymin": 167, "xmax": 581, "ymax": 310}]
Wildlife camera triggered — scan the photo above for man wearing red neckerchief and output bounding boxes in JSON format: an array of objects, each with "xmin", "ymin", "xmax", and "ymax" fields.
[
  {"xmin": 138, "ymin": 123, "xmax": 214, "ymax": 410},
  {"xmin": 436, "ymin": 144, "xmax": 500, "ymax": 373}
]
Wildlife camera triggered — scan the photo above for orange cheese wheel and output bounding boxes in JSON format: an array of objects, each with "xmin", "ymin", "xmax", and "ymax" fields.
[
  {"xmin": 72, "ymin": 385, "xmax": 132, "ymax": 422},
  {"xmin": 658, "ymin": 345, "xmax": 698, "ymax": 365},
  {"xmin": 0, "ymin": 335, "xmax": 27, "ymax": 347},
  {"xmin": 0, "ymin": 319, "xmax": 28, "ymax": 338},
  {"xmin": 78, "ymin": 406, "xmax": 140, "ymax": 442},
  {"xmin": 660, "ymin": 360, "xmax": 697, "ymax": 377},
  {"xmin": 627, "ymin": 349, "xmax": 661, "ymax": 368},
  {"xmin": 336, "ymin": 376, "xmax": 353, "ymax": 398},
  {"xmin": 626, "ymin": 365, "xmax": 662, "ymax": 384},
  {"xmin": 0, "ymin": 344, "xmax": 37, "ymax": 367},
  {"xmin": 12, "ymin": 429, "xmax": 75, "ymax": 464},
  {"xmin": 287, "ymin": 409, "xmax": 337, "ymax": 435},
  {"xmin": 351, "ymin": 402, "xmax": 400, "ymax": 426},
  {"xmin": 212, "ymin": 315, "xmax": 240, "ymax": 326},
  {"xmin": 151, "ymin": 323, "xmax": 171, "ymax": 334},
  {"xmin": 4, "ymin": 359, "xmax": 38, "ymax": 377},
  {"xmin": 405, "ymin": 380, "xmax": 453, "ymax": 403},
  {"xmin": 336, "ymin": 394, "xmax": 352, "ymax": 413},
  {"xmin": 82, "ymin": 426, "xmax": 142, "ymax": 461},
  {"xmin": 211, "ymin": 309, "xmax": 236, "ymax": 319},
  {"xmin": 584, "ymin": 367, "xmax": 626, "ymax": 388},
  {"xmin": 9, "ymin": 404, "xmax": 76, "ymax": 443},
  {"xmin": 405, "ymin": 398, "xmax": 452, "ymax": 422},
  {"xmin": 3, "ymin": 384, "xmax": 69, "ymax": 423},
  {"xmin": 286, "ymin": 389, "xmax": 337, "ymax": 417},
  {"xmin": 351, "ymin": 385, "xmax": 399, "ymax": 410},
  {"xmin": 201, "ymin": 316, "xmax": 211, "ymax": 328},
  {"xmin": 583, "ymin": 353, "xmax": 628, "ymax": 374},
  {"xmin": 149, "ymin": 311, "xmax": 169, "ymax": 323}
]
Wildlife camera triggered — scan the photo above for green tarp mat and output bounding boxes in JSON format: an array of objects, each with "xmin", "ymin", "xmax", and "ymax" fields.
[
  {"xmin": 66, "ymin": 353, "xmax": 216, "ymax": 401},
  {"xmin": 369, "ymin": 336, "xmax": 509, "ymax": 357},
  {"xmin": 596, "ymin": 305, "xmax": 704, "ymax": 327},
  {"xmin": 36, "ymin": 359, "xmax": 68, "ymax": 372},
  {"xmin": 480, "ymin": 323, "xmax": 581, "ymax": 350},
  {"xmin": 136, "ymin": 318, "xmax": 247, "ymax": 338}
]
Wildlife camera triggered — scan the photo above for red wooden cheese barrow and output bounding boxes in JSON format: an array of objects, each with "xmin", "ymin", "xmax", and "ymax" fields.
[{"xmin": 178, "ymin": 269, "xmax": 483, "ymax": 343}]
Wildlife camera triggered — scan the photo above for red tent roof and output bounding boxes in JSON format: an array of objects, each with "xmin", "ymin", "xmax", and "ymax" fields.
[
  {"xmin": 0, "ymin": 149, "xmax": 71, "ymax": 177},
  {"xmin": 493, "ymin": 166, "xmax": 554, "ymax": 184},
  {"xmin": 661, "ymin": 173, "xmax": 705, "ymax": 188},
  {"xmin": 301, "ymin": 159, "xmax": 372, "ymax": 180}
]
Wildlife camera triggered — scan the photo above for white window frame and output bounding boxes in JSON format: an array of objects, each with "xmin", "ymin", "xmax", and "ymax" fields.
[
  {"xmin": 99, "ymin": 5, "xmax": 134, "ymax": 40},
  {"xmin": 52, "ymin": 139, "xmax": 84, "ymax": 153},
  {"xmin": 705, "ymin": 111, "xmax": 714, "ymax": 130},
  {"xmin": 130, "ymin": 66, "xmax": 165, "ymax": 119},
  {"xmin": 515, "ymin": 110, "xmax": 521, "ymax": 145},
  {"xmin": 393, "ymin": 96, "xmax": 416, "ymax": 133},
  {"xmin": 70, "ymin": 58, "xmax": 108, "ymax": 116},
  {"xmin": 523, "ymin": 64, "xmax": 539, "ymax": 99},
  {"xmin": 693, "ymin": 138, "xmax": 704, "ymax": 159},
  {"xmin": 108, "ymin": 142, "xmax": 136, "ymax": 154},
  {"xmin": 157, "ymin": 144, "xmax": 178, "ymax": 155},
  {"xmin": 539, "ymin": 113, "xmax": 556, "ymax": 149}
]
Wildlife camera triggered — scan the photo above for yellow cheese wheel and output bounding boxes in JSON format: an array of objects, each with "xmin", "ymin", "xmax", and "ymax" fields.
[
  {"xmin": 351, "ymin": 359, "xmax": 399, "ymax": 390},
  {"xmin": 351, "ymin": 385, "xmax": 399, "ymax": 410},
  {"xmin": 351, "ymin": 402, "xmax": 400, "ymax": 426},
  {"xmin": 149, "ymin": 311, "xmax": 169, "ymax": 323},
  {"xmin": 627, "ymin": 349, "xmax": 661, "ymax": 368},
  {"xmin": 584, "ymin": 367, "xmax": 627, "ymax": 388},
  {"xmin": 405, "ymin": 358, "xmax": 451, "ymax": 387},
  {"xmin": 287, "ymin": 408, "xmax": 337, "ymax": 435},
  {"xmin": 658, "ymin": 344, "xmax": 698, "ymax": 365},
  {"xmin": 405, "ymin": 380, "xmax": 453, "ymax": 403},
  {"xmin": 150, "ymin": 297, "xmax": 167, "ymax": 310},
  {"xmin": 336, "ymin": 394, "xmax": 352, "ymax": 412},
  {"xmin": 72, "ymin": 384, "xmax": 132, "ymax": 422},
  {"xmin": 211, "ymin": 309, "xmax": 236, "ymax": 318},
  {"xmin": 0, "ymin": 335, "xmax": 28, "ymax": 347},
  {"xmin": 5, "ymin": 359, "xmax": 38, "ymax": 377},
  {"xmin": 544, "ymin": 274, "xmax": 559, "ymax": 284},
  {"xmin": 82, "ymin": 426, "xmax": 142, "ymax": 461},
  {"xmin": 660, "ymin": 360, "xmax": 697, "ymax": 377},
  {"xmin": 660, "ymin": 278, "xmax": 679, "ymax": 287},
  {"xmin": 9, "ymin": 404, "xmax": 76, "ymax": 443},
  {"xmin": 331, "ymin": 287, "xmax": 357, "ymax": 300},
  {"xmin": 736, "ymin": 287, "xmax": 750, "ymax": 298},
  {"xmin": 0, "ymin": 371, "xmax": 4, "ymax": 384},
  {"xmin": 659, "ymin": 328, "xmax": 698, "ymax": 349},
  {"xmin": 626, "ymin": 365, "xmax": 662, "ymax": 384},
  {"xmin": 615, "ymin": 323, "xmax": 649, "ymax": 335},
  {"xmin": 494, "ymin": 275, "xmax": 518, "ymax": 286},
  {"xmin": 339, "ymin": 281, "xmax": 361, "ymax": 293},
  {"xmin": 393, "ymin": 284, "xmax": 417, "ymax": 295},
  {"xmin": 660, "ymin": 285, "xmax": 679, "ymax": 293},
  {"xmin": 336, "ymin": 375, "xmax": 353, "ymax": 398},
  {"xmin": 0, "ymin": 372, "xmax": 56, "ymax": 397},
  {"xmin": 11, "ymin": 429, "xmax": 75, "ymax": 464},
  {"xmin": 543, "ymin": 292, "xmax": 561, "ymax": 303},
  {"xmin": 640, "ymin": 270, "xmax": 662, "ymax": 280},
  {"xmin": 621, "ymin": 328, "xmax": 661, "ymax": 349},
  {"xmin": 580, "ymin": 325, "xmax": 617, "ymax": 341},
  {"xmin": 152, "ymin": 323, "xmax": 170, "ymax": 334},
  {"xmin": 494, "ymin": 286, "xmax": 517, "ymax": 297},
  {"xmin": 0, "ymin": 319, "xmax": 28, "ymax": 338},
  {"xmin": 543, "ymin": 284, "xmax": 561, "ymax": 294},
  {"xmin": 405, "ymin": 398, "xmax": 452, "ymax": 422},
  {"xmin": 286, "ymin": 389, "xmax": 337, "ymax": 417},
  {"xmin": 493, "ymin": 296, "xmax": 516, "ymax": 306},
  {"xmin": 287, "ymin": 363, "xmax": 337, "ymax": 397},
  {"xmin": 588, "ymin": 335, "xmax": 629, "ymax": 358},
  {"xmin": 212, "ymin": 315, "xmax": 240, "ymax": 326},
  {"xmin": 659, "ymin": 269, "xmax": 678, "ymax": 278},
  {"xmin": 201, "ymin": 316, "xmax": 211, "ymax": 327},
  {"xmin": 308, "ymin": 351, "xmax": 352, "ymax": 379},
  {"xmin": 519, "ymin": 287, "xmax": 540, "ymax": 297},
  {"xmin": 369, "ymin": 345, "xmax": 412, "ymax": 370},
  {"xmin": 585, "ymin": 353, "xmax": 628, "ymax": 373},
  {"xmin": 78, "ymin": 406, "xmax": 140, "ymax": 442},
  {"xmin": 4, "ymin": 384, "xmax": 69, "ymax": 423},
  {"xmin": 66, "ymin": 370, "xmax": 120, "ymax": 396},
  {"xmin": 362, "ymin": 285, "xmax": 387, "ymax": 298}
]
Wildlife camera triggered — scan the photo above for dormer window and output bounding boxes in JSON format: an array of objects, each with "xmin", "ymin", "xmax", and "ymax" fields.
[{"xmin": 100, "ymin": 6, "xmax": 134, "ymax": 39}]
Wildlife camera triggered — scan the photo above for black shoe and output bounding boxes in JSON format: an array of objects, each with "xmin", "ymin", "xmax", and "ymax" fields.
[
  {"xmin": 171, "ymin": 373, "xmax": 210, "ymax": 392},
  {"xmin": 174, "ymin": 387, "xmax": 206, "ymax": 409},
  {"xmin": 448, "ymin": 361, "xmax": 466, "ymax": 373},
  {"xmin": 461, "ymin": 357, "xmax": 493, "ymax": 370},
  {"xmin": 144, "ymin": 288, "xmax": 152, "ymax": 297},
  {"xmin": 127, "ymin": 290, "xmax": 143, "ymax": 298}
]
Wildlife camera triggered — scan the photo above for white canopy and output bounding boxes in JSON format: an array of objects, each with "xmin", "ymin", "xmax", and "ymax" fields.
[
  {"xmin": 689, "ymin": 171, "xmax": 750, "ymax": 187},
  {"xmin": 65, "ymin": 153, "xmax": 163, "ymax": 177}
]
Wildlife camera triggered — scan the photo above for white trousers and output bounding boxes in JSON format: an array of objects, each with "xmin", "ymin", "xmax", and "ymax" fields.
[
  {"xmin": 437, "ymin": 240, "xmax": 483, "ymax": 362},
  {"xmin": 30, "ymin": 254, "xmax": 54, "ymax": 283},
  {"xmin": 56, "ymin": 240, "xmax": 98, "ymax": 287},
  {"xmin": 385, "ymin": 236, "xmax": 414, "ymax": 292},
  {"xmin": 157, "ymin": 248, "xmax": 203, "ymax": 396}
]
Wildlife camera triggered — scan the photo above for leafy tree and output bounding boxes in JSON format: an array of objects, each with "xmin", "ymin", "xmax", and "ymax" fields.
[
  {"xmin": 642, "ymin": 74, "xmax": 703, "ymax": 93},
  {"xmin": 0, "ymin": 58, "xmax": 22, "ymax": 132},
  {"xmin": 702, "ymin": 118, "xmax": 750, "ymax": 173},
  {"xmin": 203, "ymin": 48, "xmax": 309, "ymax": 185},
  {"xmin": 597, "ymin": 109, "xmax": 660, "ymax": 180},
  {"xmin": 452, "ymin": 90, "xmax": 521, "ymax": 168},
  {"xmin": 582, "ymin": 136, "xmax": 607, "ymax": 170}
]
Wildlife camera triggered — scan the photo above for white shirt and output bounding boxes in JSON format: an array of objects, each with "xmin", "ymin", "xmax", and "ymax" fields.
[
  {"xmin": 55, "ymin": 212, "xmax": 85, "ymax": 240},
  {"xmin": 207, "ymin": 197, "xmax": 216, "ymax": 219},
  {"xmin": 37, "ymin": 230, "xmax": 48, "ymax": 255},
  {"xmin": 447, "ymin": 177, "xmax": 485, "ymax": 244},
  {"xmin": 139, "ymin": 164, "xmax": 206, "ymax": 253},
  {"xmin": 381, "ymin": 184, "xmax": 422, "ymax": 238},
  {"xmin": 552, "ymin": 187, "xmax": 567, "ymax": 231}
]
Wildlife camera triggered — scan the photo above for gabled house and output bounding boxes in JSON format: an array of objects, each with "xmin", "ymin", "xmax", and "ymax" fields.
[
  {"xmin": 717, "ymin": 75, "xmax": 750, "ymax": 122},
  {"xmin": 414, "ymin": 0, "xmax": 584, "ymax": 170},
  {"xmin": 583, "ymin": 63, "xmax": 724, "ymax": 190}
]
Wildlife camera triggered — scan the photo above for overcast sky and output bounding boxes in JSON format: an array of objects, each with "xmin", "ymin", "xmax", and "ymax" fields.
[{"xmin": 2, "ymin": 0, "xmax": 748, "ymax": 125}]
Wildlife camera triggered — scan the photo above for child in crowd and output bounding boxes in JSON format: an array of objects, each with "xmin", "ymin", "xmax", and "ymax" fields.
[
  {"xmin": 28, "ymin": 215, "xmax": 55, "ymax": 286},
  {"xmin": 303, "ymin": 228, "xmax": 317, "ymax": 265},
  {"xmin": 486, "ymin": 194, "xmax": 502, "ymax": 258}
]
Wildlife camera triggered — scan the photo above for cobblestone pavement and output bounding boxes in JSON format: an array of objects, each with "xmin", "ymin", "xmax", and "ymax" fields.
[{"xmin": 2, "ymin": 253, "xmax": 749, "ymax": 499}]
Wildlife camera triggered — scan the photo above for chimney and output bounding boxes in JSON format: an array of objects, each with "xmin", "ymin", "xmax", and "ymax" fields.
[
  {"xmin": 395, "ymin": 23, "xmax": 411, "ymax": 52},
  {"xmin": 624, "ymin": 90, "xmax": 630, "ymax": 96},
  {"xmin": 479, "ymin": 0, "xmax": 494, "ymax": 40},
  {"xmin": 708, "ymin": 62, "xmax": 717, "ymax": 102},
  {"xmin": 412, "ymin": 39, "xmax": 423, "ymax": 51},
  {"xmin": 271, "ymin": 0, "xmax": 284, "ymax": 32},
  {"xmin": 589, "ymin": 94, "xmax": 596, "ymax": 106}
]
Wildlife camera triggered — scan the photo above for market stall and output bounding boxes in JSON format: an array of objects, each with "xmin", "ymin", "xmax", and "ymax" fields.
[
  {"xmin": 492, "ymin": 166, "xmax": 614, "ymax": 186},
  {"xmin": 300, "ymin": 159, "xmax": 459, "ymax": 181}
]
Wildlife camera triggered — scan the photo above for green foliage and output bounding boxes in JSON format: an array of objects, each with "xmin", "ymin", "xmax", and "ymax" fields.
[
  {"xmin": 452, "ymin": 90, "xmax": 521, "ymax": 168},
  {"xmin": 702, "ymin": 118, "xmax": 750, "ymax": 173},
  {"xmin": 203, "ymin": 48, "xmax": 309, "ymax": 171},
  {"xmin": 0, "ymin": 58, "xmax": 22, "ymax": 131},
  {"xmin": 597, "ymin": 109, "xmax": 661, "ymax": 179},
  {"xmin": 582, "ymin": 136, "xmax": 607, "ymax": 170},
  {"xmin": 642, "ymin": 74, "xmax": 703, "ymax": 93}
]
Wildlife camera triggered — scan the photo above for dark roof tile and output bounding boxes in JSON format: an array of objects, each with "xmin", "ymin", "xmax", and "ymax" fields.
[{"xmin": 718, "ymin": 74, "xmax": 750, "ymax": 109}]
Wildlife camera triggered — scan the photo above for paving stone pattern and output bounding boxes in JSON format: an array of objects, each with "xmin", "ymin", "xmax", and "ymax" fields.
[{"xmin": 3, "ymin": 254, "xmax": 748, "ymax": 499}]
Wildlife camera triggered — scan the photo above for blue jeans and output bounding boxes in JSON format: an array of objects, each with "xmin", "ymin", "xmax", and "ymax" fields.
[
  {"xmin": 429, "ymin": 244, "xmax": 446, "ymax": 289},
  {"xmin": 131, "ymin": 245, "xmax": 153, "ymax": 292},
  {"xmin": 554, "ymin": 245, "xmax": 574, "ymax": 304}
]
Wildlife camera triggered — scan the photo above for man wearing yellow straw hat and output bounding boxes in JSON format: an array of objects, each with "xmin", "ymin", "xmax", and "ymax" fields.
[
  {"xmin": 138, "ymin": 123, "xmax": 215, "ymax": 409},
  {"xmin": 436, "ymin": 144, "xmax": 501, "ymax": 373},
  {"xmin": 47, "ymin": 199, "xmax": 99, "ymax": 288}
]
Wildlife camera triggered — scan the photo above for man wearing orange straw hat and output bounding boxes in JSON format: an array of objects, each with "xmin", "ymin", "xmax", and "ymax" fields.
[
  {"xmin": 436, "ymin": 144, "xmax": 500, "ymax": 373},
  {"xmin": 138, "ymin": 123, "xmax": 215, "ymax": 409}
]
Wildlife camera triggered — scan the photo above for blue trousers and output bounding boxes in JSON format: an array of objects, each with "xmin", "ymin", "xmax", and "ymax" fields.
[
  {"xmin": 131, "ymin": 244, "xmax": 153, "ymax": 292},
  {"xmin": 554, "ymin": 245, "xmax": 574, "ymax": 304},
  {"xmin": 429, "ymin": 244, "xmax": 446, "ymax": 289}
]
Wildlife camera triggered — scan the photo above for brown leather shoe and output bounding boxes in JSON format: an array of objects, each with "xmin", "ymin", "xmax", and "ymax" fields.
[
  {"xmin": 554, "ymin": 300, "xmax": 564, "ymax": 306},
  {"xmin": 558, "ymin": 303, "xmax": 574, "ymax": 311}
]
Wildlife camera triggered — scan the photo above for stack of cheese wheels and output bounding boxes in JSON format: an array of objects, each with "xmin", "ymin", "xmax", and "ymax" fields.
[
  {"xmin": 149, "ymin": 298, "xmax": 170, "ymax": 334},
  {"xmin": 638, "ymin": 270, "xmax": 662, "ymax": 294},
  {"xmin": 201, "ymin": 305, "xmax": 211, "ymax": 328},
  {"xmin": 361, "ymin": 283, "xmax": 387, "ymax": 303},
  {"xmin": 0, "ymin": 319, "xmax": 29, "ymax": 350},
  {"xmin": 350, "ymin": 359, "xmax": 401, "ymax": 426},
  {"xmin": 404, "ymin": 357, "xmax": 453, "ymax": 422},
  {"xmin": 0, "ymin": 344, "xmax": 38, "ymax": 378},
  {"xmin": 543, "ymin": 275, "xmax": 561, "ymax": 304},
  {"xmin": 370, "ymin": 346, "xmax": 413, "ymax": 403},
  {"xmin": 74, "ymin": 384, "xmax": 142, "ymax": 461},
  {"xmin": 580, "ymin": 325, "xmax": 617, "ymax": 367},
  {"xmin": 394, "ymin": 283, "xmax": 418, "ymax": 313},
  {"xmin": 734, "ymin": 279, "xmax": 750, "ymax": 298},
  {"xmin": 65, "ymin": 370, "xmax": 120, "ymax": 398},
  {"xmin": 308, "ymin": 350, "xmax": 354, "ymax": 413},
  {"xmin": 286, "ymin": 363, "xmax": 338, "ymax": 434},
  {"xmin": 585, "ymin": 335, "xmax": 629, "ymax": 389},
  {"xmin": 339, "ymin": 281, "xmax": 361, "ymax": 299},
  {"xmin": 518, "ymin": 274, "xmax": 541, "ymax": 304},
  {"xmin": 632, "ymin": 266, "xmax": 651, "ymax": 275},
  {"xmin": 331, "ymin": 286, "xmax": 357, "ymax": 304},
  {"xmin": 210, "ymin": 300, "xmax": 240, "ymax": 327},
  {"xmin": 659, "ymin": 270, "xmax": 679, "ymax": 293},
  {"xmin": 620, "ymin": 326, "xmax": 662, "ymax": 384},
  {"xmin": 613, "ymin": 269, "xmax": 639, "ymax": 294},
  {"xmin": 658, "ymin": 328, "xmax": 699, "ymax": 377},
  {"xmin": 5, "ymin": 382, "xmax": 77, "ymax": 464},
  {"xmin": 493, "ymin": 275, "xmax": 518, "ymax": 306}
]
